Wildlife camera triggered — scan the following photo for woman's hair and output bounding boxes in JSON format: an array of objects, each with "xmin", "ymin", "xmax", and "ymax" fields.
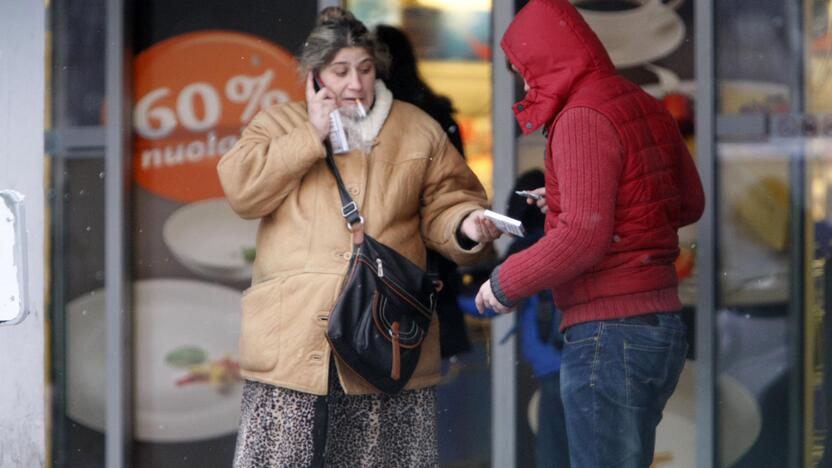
[{"xmin": 299, "ymin": 7, "xmax": 390, "ymax": 78}]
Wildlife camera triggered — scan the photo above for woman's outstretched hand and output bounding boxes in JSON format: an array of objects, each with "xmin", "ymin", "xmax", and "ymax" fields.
[
  {"xmin": 306, "ymin": 72, "xmax": 337, "ymax": 141},
  {"xmin": 460, "ymin": 210, "xmax": 502, "ymax": 243}
]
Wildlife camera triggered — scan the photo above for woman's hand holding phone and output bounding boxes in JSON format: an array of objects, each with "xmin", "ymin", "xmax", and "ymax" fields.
[{"xmin": 306, "ymin": 72, "xmax": 337, "ymax": 141}]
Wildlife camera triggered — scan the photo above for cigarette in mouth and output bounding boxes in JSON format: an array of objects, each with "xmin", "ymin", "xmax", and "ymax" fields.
[{"xmin": 355, "ymin": 99, "xmax": 367, "ymax": 118}]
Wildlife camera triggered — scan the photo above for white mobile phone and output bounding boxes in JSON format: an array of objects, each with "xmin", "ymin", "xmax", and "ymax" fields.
[
  {"xmin": 515, "ymin": 190, "xmax": 543, "ymax": 201},
  {"xmin": 483, "ymin": 210, "xmax": 525, "ymax": 237}
]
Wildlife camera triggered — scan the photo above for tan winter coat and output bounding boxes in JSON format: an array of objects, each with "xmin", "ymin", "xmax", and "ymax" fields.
[{"xmin": 217, "ymin": 96, "xmax": 489, "ymax": 395}]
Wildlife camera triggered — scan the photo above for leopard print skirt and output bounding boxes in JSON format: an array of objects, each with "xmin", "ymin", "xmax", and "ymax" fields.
[{"xmin": 233, "ymin": 365, "xmax": 438, "ymax": 468}]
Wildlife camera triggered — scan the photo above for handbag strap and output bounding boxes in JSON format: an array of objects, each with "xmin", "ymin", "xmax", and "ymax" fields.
[
  {"xmin": 322, "ymin": 140, "xmax": 439, "ymax": 280},
  {"xmin": 323, "ymin": 143, "xmax": 364, "ymax": 236}
]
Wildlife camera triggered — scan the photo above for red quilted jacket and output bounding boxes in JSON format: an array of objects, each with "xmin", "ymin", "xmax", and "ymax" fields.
[{"xmin": 491, "ymin": 0, "xmax": 705, "ymax": 329}]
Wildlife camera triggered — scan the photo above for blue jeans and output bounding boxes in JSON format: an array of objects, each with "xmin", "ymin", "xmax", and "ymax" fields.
[{"xmin": 559, "ymin": 312, "xmax": 687, "ymax": 468}]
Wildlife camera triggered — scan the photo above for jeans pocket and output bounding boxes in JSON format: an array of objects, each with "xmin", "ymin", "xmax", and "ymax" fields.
[
  {"xmin": 625, "ymin": 314, "xmax": 660, "ymax": 327},
  {"xmin": 563, "ymin": 321, "xmax": 601, "ymax": 345},
  {"xmin": 622, "ymin": 326, "xmax": 685, "ymax": 409},
  {"xmin": 615, "ymin": 312, "xmax": 685, "ymax": 331}
]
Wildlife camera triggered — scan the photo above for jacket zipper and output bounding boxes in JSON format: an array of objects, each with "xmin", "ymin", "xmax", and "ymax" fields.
[
  {"xmin": 357, "ymin": 256, "xmax": 432, "ymax": 319},
  {"xmin": 376, "ymin": 258, "xmax": 384, "ymax": 277}
]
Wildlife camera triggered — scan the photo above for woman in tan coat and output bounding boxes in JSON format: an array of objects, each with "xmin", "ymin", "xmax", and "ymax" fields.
[{"xmin": 218, "ymin": 7, "xmax": 499, "ymax": 467}]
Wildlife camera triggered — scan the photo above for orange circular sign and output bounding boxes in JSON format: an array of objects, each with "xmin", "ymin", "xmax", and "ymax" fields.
[{"xmin": 133, "ymin": 30, "xmax": 304, "ymax": 203}]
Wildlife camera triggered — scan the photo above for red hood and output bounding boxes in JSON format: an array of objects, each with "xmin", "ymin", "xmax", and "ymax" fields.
[{"xmin": 500, "ymin": 0, "xmax": 616, "ymax": 135}]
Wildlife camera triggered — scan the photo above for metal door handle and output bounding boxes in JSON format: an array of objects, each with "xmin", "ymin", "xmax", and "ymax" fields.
[{"xmin": 0, "ymin": 190, "xmax": 29, "ymax": 326}]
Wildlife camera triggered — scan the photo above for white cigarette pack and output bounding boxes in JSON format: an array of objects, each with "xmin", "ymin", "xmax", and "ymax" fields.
[{"xmin": 484, "ymin": 210, "xmax": 525, "ymax": 237}]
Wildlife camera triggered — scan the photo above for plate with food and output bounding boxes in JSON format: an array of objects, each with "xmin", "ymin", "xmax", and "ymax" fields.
[
  {"xmin": 163, "ymin": 198, "xmax": 258, "ymax": 281},
  {"xmin": 66, "ymin": 279, "xmax": 243, "ymax": 442}
]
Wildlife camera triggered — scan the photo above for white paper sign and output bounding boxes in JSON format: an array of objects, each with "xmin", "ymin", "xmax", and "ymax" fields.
[{"xmin": 0, "ymin": 191, "xmax": 26, "ymax": 324}]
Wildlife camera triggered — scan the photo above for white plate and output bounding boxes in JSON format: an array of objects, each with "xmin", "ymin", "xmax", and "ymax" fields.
[
  {"xmin": 655, "ymin": 362, "xmax": 761, "ymax": 467},
  {"xmin": 642, "ymin": 77, "xmax": 790, "ymax": 107},
  {"xmin": 641, "ymin": 79, "xmax": 697, "ymax": 98},
  {"xmin": 66, "ymin": 279, "xmax": 243, "ymax": 442},
  {"xmin": 527, "ymin": 389, "xmax": 541, "ymax": 435},
  {"xmin": 163, "ymin": 198, "xmax": 258, "ymax": 281},
  {"xmin": 581, "ymin": 9, "xmax": 686, "ymax": 68},
  {"xmin": 678, "ymin": 271, "xmax": 788, "ymax": 307},
  {"xmin": 611, "ymin": 15, "xmax": 685, "ymax": 68}
]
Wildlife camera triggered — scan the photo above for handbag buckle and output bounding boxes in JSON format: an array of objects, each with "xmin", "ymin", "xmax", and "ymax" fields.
[
  {"xmin": 341, "ymin": 202, "xmax": 358, "ymax": 218},
  {"xmin": 346, "ymin": 216, "xmax": 365, "ymax": 232}
]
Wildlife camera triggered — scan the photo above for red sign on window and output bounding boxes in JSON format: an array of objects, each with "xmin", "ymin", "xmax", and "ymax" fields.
[{"xmin": 133, "ymin": 30, "xmax": 304, "ymax": 203}]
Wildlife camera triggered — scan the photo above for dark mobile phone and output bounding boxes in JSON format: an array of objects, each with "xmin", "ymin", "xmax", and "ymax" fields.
[{"xmin": 313, "ymin": 73, "xmax": 323, "ymax": 92}]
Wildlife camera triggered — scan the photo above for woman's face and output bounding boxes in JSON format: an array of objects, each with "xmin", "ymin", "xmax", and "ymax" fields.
[{"xmin": 318, "ymin": 47, "xmax": 376, "ymax": 111}]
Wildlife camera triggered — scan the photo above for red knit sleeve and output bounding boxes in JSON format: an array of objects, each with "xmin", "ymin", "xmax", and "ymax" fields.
[{"xmin": 492, "ymin": 107, "xmax": 623, "ymax": 304}]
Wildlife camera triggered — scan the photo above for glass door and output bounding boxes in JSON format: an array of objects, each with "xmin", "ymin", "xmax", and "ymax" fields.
[
  {"xmin": 803, "ymin": 0, "xmax": 832, "ymax": 465},
  {"xmin": 129, "ymin": 1, "xmax": 316, "ymax": 466},
  {"xmin": 713, "ymin": 0, "xmax": 829, "ymax": 466},
  {"xmin": 48, "ymin": 0, "xmax": 109, "ymax": 465},
  {"xmin": 47, "ymin": 1, "xmax": 322, "ymax": 466}
]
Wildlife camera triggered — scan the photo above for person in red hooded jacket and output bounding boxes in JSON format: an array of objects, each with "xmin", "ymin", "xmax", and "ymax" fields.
[{"xmin": 474, "ymin": 0, "xmax": 705, "ymax": 466}]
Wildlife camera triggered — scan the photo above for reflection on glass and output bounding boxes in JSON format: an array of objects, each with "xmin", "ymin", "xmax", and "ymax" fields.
[
  {"xmin": 715, "ymin": 0, "xmax": 802, "ymax": 466},
  {"xmin": 51, "ymin": 158, "xmax": 107, "ymax": 468},
  {"xmin": 51, "ymin": 0, "xmax": 106, "ymax": 127},
  {"xmin": 714, "ymin": 149, "xmax": 792, "ymax": 468},
  {"xmin": 349, "ymin": 0, "xmax": 494, "ymax": 197},
  {"xmin": 807, "ymin": 1, "xmax": 832, "ymax": 465},
  {"xmin": 128, "ymin": 1, "xmax": 317, "ymax": 466},
  {"xmin": 50, "ymin": 0, "xmax": 109, "ymax": 465}
]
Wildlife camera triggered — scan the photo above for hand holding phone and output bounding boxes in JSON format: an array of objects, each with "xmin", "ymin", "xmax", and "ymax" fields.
[
  {"xmin": 309, "ymin": 73, "xmax": 350, "ymax": 153},
  {"xmin": 518, "ymin": 187, "xmax": 548, "ymax": 214},
  {"xmin": 306, "ymin": 72, "xmax": 337, "ymax": 142},
  {"xmin": 515, "ymin": 190, "xmax": 543, "ymax": 201}
]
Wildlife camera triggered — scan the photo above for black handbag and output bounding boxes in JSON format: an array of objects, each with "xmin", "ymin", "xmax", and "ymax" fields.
[{"xmin": 324, "ymin": 149, "xmax": 440, "ymax": 395}]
